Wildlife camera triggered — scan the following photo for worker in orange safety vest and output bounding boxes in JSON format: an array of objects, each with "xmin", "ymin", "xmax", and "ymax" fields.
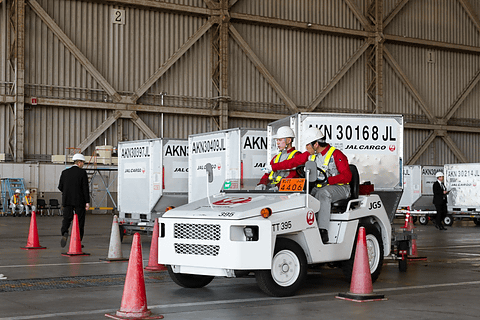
[
  {"xmin": 9, "ymin": 189, "xmax": 24, "ymax": 216},
  {"xmin": 23, "ymin": 190, "xmax": 36, "ymax": 216},
  {"xmin": 256, "ymin": 126, "xmax": 302, "ymax": 190}
]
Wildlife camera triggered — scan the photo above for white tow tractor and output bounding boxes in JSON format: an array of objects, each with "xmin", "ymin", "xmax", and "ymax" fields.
[
  {"xmin": 158, "ymin": 162, "xmax": 391, "ymax": 296},
  {"xmin": 158, "ymin": 113, "xmax": 409, "ymax": 296}
]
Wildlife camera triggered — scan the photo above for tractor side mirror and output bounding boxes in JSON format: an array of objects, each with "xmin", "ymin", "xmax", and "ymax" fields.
[
  {"xmin": 206, "ymin": 163, "xmax": 214, "ymax": 183},
  {"xmin": 305, "ymin": 161, "xmax": 317, "ymax": 182}
]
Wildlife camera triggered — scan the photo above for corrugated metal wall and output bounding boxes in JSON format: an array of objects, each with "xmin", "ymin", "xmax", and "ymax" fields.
[
  {"xmin": 0, "ymin": 0, "xmax": 480, "ymax": 166},
  {"xmin": 233, "ymin": 0, "xmax": 363, "ymax": 30},
  {"xmin": 24, "ymin": 0, "xmax": 209, "ymax": 99}
]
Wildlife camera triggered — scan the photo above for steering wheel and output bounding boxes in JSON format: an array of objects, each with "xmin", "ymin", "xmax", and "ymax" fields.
[
  {"xmin": 296, "ymin": 165, "xmax": 328, "ymax": 184},
  {"xmin": 296, "ymin": 165, "xmax": 306, "ymax": 178}
]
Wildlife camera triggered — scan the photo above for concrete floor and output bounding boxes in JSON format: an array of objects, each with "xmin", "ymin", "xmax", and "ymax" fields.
[{"xmin": 1, "ymin": 214, "xmax": 480, "ymax": 320}]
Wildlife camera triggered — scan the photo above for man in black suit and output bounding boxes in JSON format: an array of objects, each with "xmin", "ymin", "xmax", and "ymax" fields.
[
  {"xmin": 432, "ymin": 171, "xmax": 449, "ymax": 230},
  {"xmin": 58, "ymin": 153, "xmax": 90, "ymax": 247}
]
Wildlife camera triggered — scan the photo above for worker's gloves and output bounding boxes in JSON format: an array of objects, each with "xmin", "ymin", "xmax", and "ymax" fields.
[
  {"xmin": 260, "ymin": 164, "xmax": 272, "ymax": 173},
  {"xmin": 255, "ymin": 184, "xmax": 267, "ymax": 190}
]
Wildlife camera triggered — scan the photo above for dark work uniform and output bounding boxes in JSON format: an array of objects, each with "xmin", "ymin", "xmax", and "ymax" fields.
[
  {"xmin": 58, "ymin": 165, "xmax": 90, "ymax": 240},
  {"xmin": 432, "ymin": 180, "xmax": 448, "ymax": 229}
]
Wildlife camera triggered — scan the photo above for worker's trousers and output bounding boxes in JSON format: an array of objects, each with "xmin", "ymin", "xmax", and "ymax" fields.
[{"xmin": 311, "ymin": 184, "xmax": 350, "ymax": 229}]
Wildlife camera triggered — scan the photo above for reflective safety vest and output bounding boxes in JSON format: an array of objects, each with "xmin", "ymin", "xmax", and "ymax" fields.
[
  {"xmin": 268, "ymin": 149, "xmax": 299, "ymax": 184},
  {"xmin": 13, "ymin": 195, "xmax": 20, "ymax": 205},
  {"xmin": 309, "ymin": 147, "xmax": 347, "ymax": 188},
  {"xmin": 24, "ymin": 195, "xmax": 32, "ymax": 206}
]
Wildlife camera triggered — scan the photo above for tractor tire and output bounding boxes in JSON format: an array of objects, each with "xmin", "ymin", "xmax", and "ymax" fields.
[
  {"xmin": 167, "ymin": 265, "xmax": 214, "ymax": 288},
  {"xmin": 255, "ymin": 238, "xmax": 307, "ymax": 297}
]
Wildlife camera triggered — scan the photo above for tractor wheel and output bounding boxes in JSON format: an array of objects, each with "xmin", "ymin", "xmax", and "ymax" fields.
[
  {"xmin": 255, "ymin": 238, "xmax": 307, "ymax": 297},
  {"xmin": 167, "ymin": 265, "xmax": 214, "ymax": 288}
]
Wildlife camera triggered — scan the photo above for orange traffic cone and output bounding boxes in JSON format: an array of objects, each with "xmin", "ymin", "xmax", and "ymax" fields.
[
  {"xmin": 105, "ymin": 233, "xmax": 164, "ymax": 319},
  {"xmin": 145, "ymin": 218, "xmax": 166, "ymax": 272},
  {"xmin": 336, "ymin": 227, "xmax": 386, "ymax": 302},
  {"xmin": 21, "ymin": 211, "xmax": 46, "ymax": 250},
  {"xmin": 62, "ymin": 214, "xmax": 90, "ymax": 256},
  {"xmin": 407, "ymin": 236, "xmax": 427, "ymax": 261},
  {"xmin": 101, "ymin": 215, "xmax": 128, "ymax": 262},
  {"xmin": 402, "ymin": 211, "xmax": 411, "ymax": 229}
]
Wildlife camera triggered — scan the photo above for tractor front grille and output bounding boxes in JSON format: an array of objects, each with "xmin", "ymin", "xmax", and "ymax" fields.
[
  {"xmin": 174, "ymin": 223, "xmax": 221, "ymax": 241},
  {"xmin": 174, "ymin": 243, "xmax": 220, "ymax": 256}
]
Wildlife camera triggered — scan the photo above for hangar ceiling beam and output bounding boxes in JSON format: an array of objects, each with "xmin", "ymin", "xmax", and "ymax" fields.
[
  {"xmin": 27, "ymin": 0, "xmax": 122, "ymax": 102},
  {"xmin": 384, "ymin": 47, "xmax": 436, "ymax": 124},
  {"xmin": 308, "ymin": 41, "xmax": 370, "ymax": 112},
  {"xmin": 229, "ymin": 25, "xmax": 299, "ymax": 114},
  {"xmin": 130, "ymin": 19, "xmax": 214, "ymax": 103}
]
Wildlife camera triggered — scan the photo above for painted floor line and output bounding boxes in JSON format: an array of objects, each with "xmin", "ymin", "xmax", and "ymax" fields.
[
  {"xmin": 0, "ymin": 260, "xmax": 150, "ymax": 269},
  {"xmin": 420, "ymin": 244, "xmax": 480, "ymax": 250},
  {"xmin": 2, "ymin": 280, "xmax": 480, "ymax": 320}
]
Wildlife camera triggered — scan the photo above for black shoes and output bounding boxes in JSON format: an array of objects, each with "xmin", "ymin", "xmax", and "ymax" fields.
[
  {"xmin": 320, "ymin": 229, "xmax": 329, "ymax": 243},
  {"xmin": 434, "ymin": 223, "xmax": 447, "ymax": 231},
  {"xmin": 60, "ymin": 233, "xmax": 68, "ymax": 248}
]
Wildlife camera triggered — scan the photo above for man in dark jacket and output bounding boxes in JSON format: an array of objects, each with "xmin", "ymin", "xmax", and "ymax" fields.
[
  {"xmin": 432, "ymin": 171, "xmax": 449, "ymax": 230},
  {"xmin": 58, "ymin": 153, "xmax": 90, "ymax": 247}
]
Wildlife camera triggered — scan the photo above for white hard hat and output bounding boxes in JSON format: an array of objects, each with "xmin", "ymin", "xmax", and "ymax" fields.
[
  {"xmin": 274, "ymin": 126, "xmax": 295, "ymax": 139},
  {"xmin": 15, "ymin": 189, "xmax": 21, "ymax": 193},
  {"xmin": 303, "ymin": 127, "xmax": 325, "ymax": 144},
  {"xmin": 25, "ymin": 190, "xmax": 30, "ymax": 194},
  {"xmin": 436, "ymin": 172, "xmax": 444, "ymax": 178},
  {"xmin": 72, "ymin": 153, "xmax": 86, "ymax": 162}
]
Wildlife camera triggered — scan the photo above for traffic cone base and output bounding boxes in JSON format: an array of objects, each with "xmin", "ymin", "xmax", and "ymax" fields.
[
  {"xmin": 21, "ymin": 246, "xmax": 47, "ymax": 250},
  {"xmin": 100, "ymin": 257, "xmax": 129, "ymax": 262},
  {"xmin": 336, "ymin": 292, "xmax": 386, "ymax": 302},
  {"xmin": 407, "ymin": 238, "xmax": 427, "ymax": 261},
  {"xmin": 62, "ymin": 252, "xmax": 90, "ymax": 256},
  {"xmin": 106, "ymin": 233, "xmax": 163, "ymax": 319},
  {"xmin": 100, "ymin": 215, "xmax": 128, "ymax": 262},
  {"xmin": 336, "ymin": 227, "xmax": 387, "ymax": 302},
  {"xmin": 144, "ymin": 265, "xmax": 167, "ymax": 271},
  {"xmin": 144, "ymin": 218, "xmax": 166, "ymax": 272},
  {"xmin": 105, "ymin": 312, "xmax": 164, "ymax": 319},
  {"xmin": 21, "ymin": 211, "xmax": 46, "ymax": 250},
  {"xmin": 62, "ymin": 213, "xmax": 89, "ymax": 256}
]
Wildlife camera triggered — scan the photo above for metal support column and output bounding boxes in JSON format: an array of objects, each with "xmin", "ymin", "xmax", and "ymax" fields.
[
  {"xmin": 7, "ymin": 0, "xmax": 25, "ymax": 162},
  {"xmin": 210, "ymin": 0, "xmax": 230, "ymax": 130},
  {"xmin": 218, "ymin": 0, "xmax": 229, "ymax": 130},
  {"xmin": 365, "ymin": 0, "xmax": 384, "ymax": 114}
]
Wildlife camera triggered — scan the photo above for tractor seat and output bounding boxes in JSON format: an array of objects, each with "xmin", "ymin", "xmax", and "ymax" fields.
[{"xmin": 332, "ymin": 164, "xmax": 359, "ymax": 213}]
